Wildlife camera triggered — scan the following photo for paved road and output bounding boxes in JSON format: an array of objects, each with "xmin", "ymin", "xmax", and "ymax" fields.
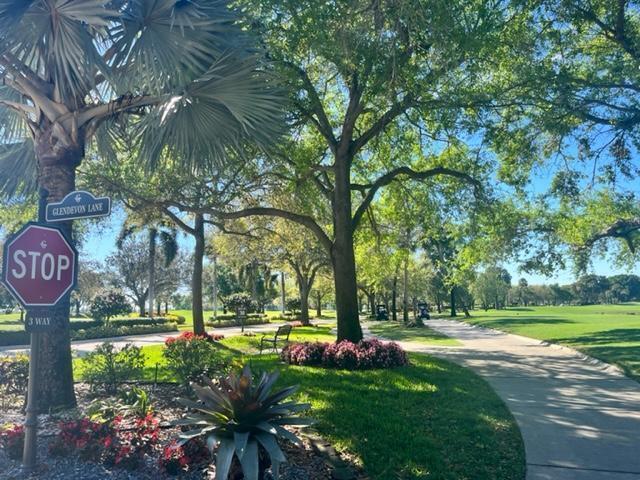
[
  {"xmin": 0, "ymin": 323, "xmax": 281, "ymax": 356},
  {"xmin": 366, "ymin": 318, "xmax": 640, "ymax": 480}
]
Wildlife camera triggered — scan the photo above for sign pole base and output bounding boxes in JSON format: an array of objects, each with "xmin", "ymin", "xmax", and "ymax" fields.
[{"xmin": 22, "ymin": 331, "xmax": 40, "ymax": 472}]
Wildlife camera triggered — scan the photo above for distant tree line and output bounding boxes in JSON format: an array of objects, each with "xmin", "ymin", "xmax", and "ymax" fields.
[{"xmin": 508, "ymin": 275, "xmax": 640, "ymax": 307}]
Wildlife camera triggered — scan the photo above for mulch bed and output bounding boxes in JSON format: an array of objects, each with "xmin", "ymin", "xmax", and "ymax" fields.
[{"xmin": 0, "ymin": 383, "xmax": 361, "ymax": 480}]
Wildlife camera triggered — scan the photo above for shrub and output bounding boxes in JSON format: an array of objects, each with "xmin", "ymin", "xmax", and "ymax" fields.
[
  {"xmin": 165, "ymin": 313, "xmax": 186, "ymax": 324},
  {"xmin": 163, "ymin": 332, "xmax": 227, "ymax": 386},
  {"xmin": 72, "ymin": 322, "xmax": 178, "ymax": 341},
  {"xmin": 90, "ymin": 292, "xmax": 132, "ymax": 323},
  {"xmin": 288, "ymin": 320, "xmax": 305, "ymax": 328},
  {"xmin": 159, "ymin": 438, "xmax": 210, "ymax": 475},
  {"xmin": 286, "ymin": 297, "xmax": 301, "ymax": 315},
  {"xmin": 49, "ymin": 415, "xmax": 159, "ymax": 470},
  {"xmin": 175, "ymin": 365, "xmax": 312, "ymax": 480},
  {"xmin": 81, "ymin": 342, "xmax": 145, "ymax": 394},
  {"xmin": 222, "ymin": 292, "xmax": 253, "ymax": 312},
  {"xmin": 0, "ymin": 424, "xmax": 24, "ymax": 459},
  {"xmin": 205, "ymin": 315, "xmax": 269, "ymax": 328},
  {"xmin": 0, "ymin": 354, "xmax": 29, "ymax": 397},
  {"xmin": 281, "ymin": 339, "xmax": 408, "ymax": 370}
]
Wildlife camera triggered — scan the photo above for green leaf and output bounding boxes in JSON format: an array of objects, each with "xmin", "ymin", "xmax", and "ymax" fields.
[
  {"xmin": 239, "ymin": 440, "xmax": 259, "ymax": 480},
  {"xmin": 215, "ymin": 438, "xmax": 235, "ymax": 480},
  {"xmin": 255, "ymin": 432, "xmax": 287, "ymax": 464},
  {"xmin": 234, "ymin": 431, "xmax": 250, "ymax": 460}
]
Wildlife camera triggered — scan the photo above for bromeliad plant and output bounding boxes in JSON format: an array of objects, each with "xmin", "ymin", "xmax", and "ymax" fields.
[{"xmin": 176, "ymin": 366, "xmax": 312, "ymax": 480}]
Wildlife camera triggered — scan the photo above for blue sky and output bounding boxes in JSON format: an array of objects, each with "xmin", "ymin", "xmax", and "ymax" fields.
[{"xmin": 81, "ymin": 203, "xmax": 638, "ymax": 287}]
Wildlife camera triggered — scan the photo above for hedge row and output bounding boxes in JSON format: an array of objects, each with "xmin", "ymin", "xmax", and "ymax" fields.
[
  {"xmin": 0, "ymin": 322, "xmax": 178, "ymax": 347},
  {"xmin": 205, "ymin": 316, "xmax": 270, "ymax": 328}
]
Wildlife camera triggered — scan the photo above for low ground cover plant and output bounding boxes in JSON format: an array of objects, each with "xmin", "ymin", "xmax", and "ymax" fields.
[
  {"xmin": 49, "ymin": 414, "xmax": 160, "ymax": 470},
  {"xmin": 281, "ymin": 338, "xmax": 408, "ymax": 369},
  {"xmin": 0, "ymin": 424, "xmax": 24, "ymax": 459},
  {"xmin": 82, "ymin": 342, "xmax": 145, "ymax": 393},
  {"xmin": 163, "ymin": 331, "xmax": 228, "ymax": 386},
  {"xmin": 159, "ymin": 438, "xmax": 210, "ymax": 475}
]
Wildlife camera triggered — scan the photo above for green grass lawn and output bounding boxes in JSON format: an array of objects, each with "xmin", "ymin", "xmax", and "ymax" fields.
[
  {"xmin": 73, "ymin": 325, "xmax": 524, "ymax": 479},
  {"xmin": 464, "ymin": 303, "xmax": 640, "ymax": 380},
  {"xmin": 368, "ymin": 322, "xmax": 462, "ymax": 346}
]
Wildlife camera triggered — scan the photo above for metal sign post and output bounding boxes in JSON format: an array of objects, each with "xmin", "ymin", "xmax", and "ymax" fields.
[{"xmin": 0, "ymin": 189, "xmax": 109, "ymax": 471}]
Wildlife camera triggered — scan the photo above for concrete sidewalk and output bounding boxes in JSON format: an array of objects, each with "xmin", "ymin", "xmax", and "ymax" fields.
[
  {"xmin": 366, "ymin": 318, "xmax": 640, "ymax": 480},
  {"xmin": 0, "ymin": 322, "xmax": 281, "ymax": 356}
]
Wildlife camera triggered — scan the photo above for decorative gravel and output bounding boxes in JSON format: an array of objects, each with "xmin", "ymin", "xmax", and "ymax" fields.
[{"xmin": 0, "ymin": 383, "xmax": 341, "ymax": 480}]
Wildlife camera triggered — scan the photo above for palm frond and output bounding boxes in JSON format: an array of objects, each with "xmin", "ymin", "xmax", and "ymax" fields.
[
  {"xmin": 134, "ymin": 52, "xmax": 284, "ymax": 170},
  {"xmin": 110, "ymin": 0, "xmax": 238, "ymax": 92},
  {"xmin": 0, "ymin": 141, "xmax": 37, "ymax": 198}
]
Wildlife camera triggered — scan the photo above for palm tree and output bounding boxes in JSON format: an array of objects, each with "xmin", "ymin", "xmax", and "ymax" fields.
[
  {"xmin": 0, "ymin": 0, "xmax": 282, "ymax": 411},
  {"xmin": 117, "ymin": 218, "xmax": 178, "ymax": 317}
]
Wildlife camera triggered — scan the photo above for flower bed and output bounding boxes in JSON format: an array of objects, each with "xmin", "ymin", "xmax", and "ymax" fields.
[{"xmin": 281, "ymin": 339, "xmax": 408, "ymax": 370}]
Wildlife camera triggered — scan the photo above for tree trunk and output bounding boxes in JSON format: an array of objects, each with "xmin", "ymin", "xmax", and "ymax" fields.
[
  {"xmin": 33, "ymin": 143, "xmax": 81, "ymax": 411},
  {"xmin": 299, "ymin": 284, "xmax": 310, "ymax": 326},
  {"xmin": 138, "ymin": 298, "xmax": 146, "ymax": 317},
  {"xmin": 450, "ymin": 286, "xmax": 457, "ymax": 317},
  {"xmin": 164, "ymin": 302, "xmax": 168, "ymax": 315},
  {"xmin": 280, "ymin": 271, "xmax": 286, "ymax": 315},
  {"xmin": 402, "ymin": 257, "xmax": 409, "ymax": 324},
  {"xmin": 391, "ymin": 275, "xmax": 398, "ymax": 322},
  {"xmin": 369, "ymin": 291, "xmax": 376, "ymax": 318},
  {"xmin": 316, "ymin": 291, "xmax": 322, "ymax": 318},
  {"xmin": 74, "ymin": 300, "xmax": 80, "ymax": 317},
  {"xmin": 331, "ymin": 157, "xmax": 362, "ymax": 342},
  {"xmin": 148, "ymin": 229, "xmax": 157, "ymax": 319},
  {"xmin": 192, "ymin": 214, "xmax": 205, "ymax": 335}
]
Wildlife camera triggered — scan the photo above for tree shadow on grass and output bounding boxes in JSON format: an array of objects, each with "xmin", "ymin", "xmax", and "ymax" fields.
[
  {"xmin": 475, "ymin": 316, "xmax": 575, "ymax": 328},
  {"xmin": 557, "ymin": 329, "xmax": 640, "ymax": 346},
  {"xmin": 247, "ymin": 354, "xmax": 525, "ymax": 480}
]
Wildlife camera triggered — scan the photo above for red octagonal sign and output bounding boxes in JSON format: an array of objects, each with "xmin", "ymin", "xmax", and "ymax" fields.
[{"xmin": 1, "ymin": 223, "xmax": 77, "ymax": 308}]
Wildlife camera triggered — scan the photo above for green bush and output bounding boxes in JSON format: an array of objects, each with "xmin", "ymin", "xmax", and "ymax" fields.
[
  {"xmin": 163, "ymin": 332, "xmax": 229, "ymax": 386},
  {"xmin": 81, "ymin": 342, "xmax": 145, "ymax": 394},
  {"xmin": 0, "ymin": 354, "xmax": 29, "ymax": 397},
  {"xmin": 205, "ymin": 315, "xmax": 269, "ymax": 328},
  {"xmin": 0, "ymin": 321, "xmax": 178, "ymax": 347},
  {"xmin": 72, "ymin": 322, "xmax": 178, "ymax": 341},
  {"xmin": 90, "ymin": 291, "xmax": 132, "ymax": 322},
  {"xmin": 165, "ymin": 313, "xmax": 186, "ymax": 324}
]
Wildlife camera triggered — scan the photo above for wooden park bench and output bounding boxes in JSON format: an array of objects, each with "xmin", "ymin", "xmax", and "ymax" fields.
[{"xmin": 259, "ymin": 324, "xmax": 292, "ymax": 354}]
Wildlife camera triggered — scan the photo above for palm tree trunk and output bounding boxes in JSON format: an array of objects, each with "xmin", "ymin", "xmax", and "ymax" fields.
[
  {"xmin": 192, "ymin": 214, "xmax": 205, "ymax": 335},
  {"xmin": 148, "ymin": 229, "xmax": 157, "ymax": 318},
  {"xmin": 33, "ymin": 146, "xmax": 80, "ymax": 411}
]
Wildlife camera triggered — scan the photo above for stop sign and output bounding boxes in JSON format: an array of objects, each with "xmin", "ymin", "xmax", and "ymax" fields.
[{"xmin": 1, "ymin": 223, "xmax": 77, "ymax": 307}]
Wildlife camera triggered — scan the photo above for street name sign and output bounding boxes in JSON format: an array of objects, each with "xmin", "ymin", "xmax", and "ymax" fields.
[
  {"xmin": 45, "ymin": 190, "xmax": 111, "ymax": 223},
  {"xmin": 1, "ymin": 223, "xmax": 77, "ymax": 309}
]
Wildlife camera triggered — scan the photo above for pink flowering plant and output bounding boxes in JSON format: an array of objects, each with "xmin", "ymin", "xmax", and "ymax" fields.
[
  {"xmin": 281, "ymin": 339, "xmax": 408, "ymax": 370},
  {"xmin": 0, "ymin": 424, "xmax": 24, "ymax": 459}
]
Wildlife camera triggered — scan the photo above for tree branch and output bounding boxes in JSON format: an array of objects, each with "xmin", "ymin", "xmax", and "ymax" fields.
[
  {"xmin": 351, "ymin": 94, "xmax": 414, "ymax": 154},
  {"xmin": 352, "ymin": 166, "xmax": 482, "ymax": 229},
  {"xmin": 583, "ymin": 217, "xmax": 640, "ymax": 253}
]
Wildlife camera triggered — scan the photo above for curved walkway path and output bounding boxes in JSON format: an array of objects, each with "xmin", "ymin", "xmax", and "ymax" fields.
[{"xmin": 366, "ymin": 318, "xmax": 640, "ymax": 480}]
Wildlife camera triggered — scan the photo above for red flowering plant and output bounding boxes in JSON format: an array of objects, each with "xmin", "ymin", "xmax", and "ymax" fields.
[
  {"xmin": 103, "ymin": 414, "xmax": 160, "ymax": 470},
  {"xmin": 163, "ymin": 331, "xmax": 228, "ymax": 386},
  {"xmin": 48, "ymin": 418, "xmax": 114, "ymax": 461},
  {"xmin": 159, "ymin": 438, "xmax": 210, "ymax": 475},
  {"xmin": 0, "ymin": 424, "xmax": 24, "ymax": 459},
  {"xmin": 49, "ymin": 414, "xmax": 160, "ymax": 470},
  {"xmin": 281, "ymin": 339, "xmax": 408, "ymax": 370}
]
